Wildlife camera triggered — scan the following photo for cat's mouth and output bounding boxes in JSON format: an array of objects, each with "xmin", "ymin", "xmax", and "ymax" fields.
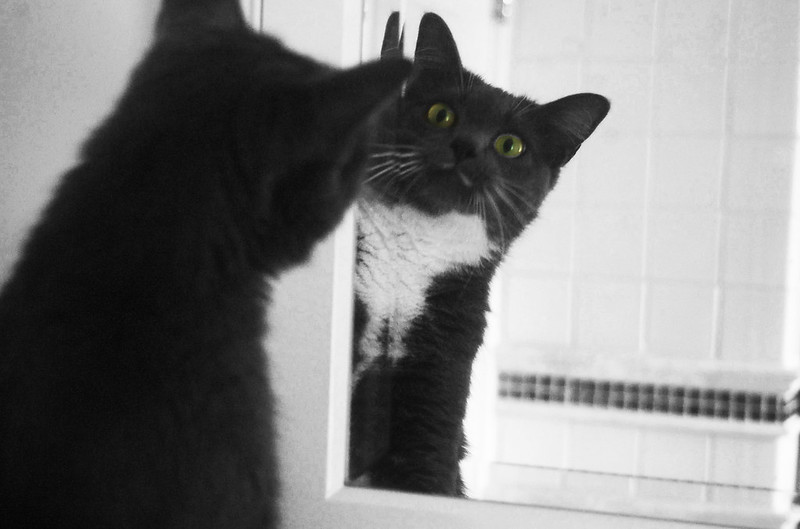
[
  {"xmin": 456, "ymin": 170, "xmax": 474, "ymax": 188},
  {"xmin": 429, "ymin": 164, "xmax": 482, "ymax": 189}
]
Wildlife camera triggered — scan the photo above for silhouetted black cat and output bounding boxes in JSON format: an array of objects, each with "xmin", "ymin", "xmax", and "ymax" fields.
[
  {"xmin": 349, "ymin": 12, "xmax": 608, "ymax": 496},
  {"xmin": 0, "ymin": 1, "xmax": 409, "ymax": 527}
]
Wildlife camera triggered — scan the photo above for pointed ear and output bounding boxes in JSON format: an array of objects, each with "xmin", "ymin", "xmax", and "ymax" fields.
[
  {"xmin": 308, "ymin": 58, "xmax": 412, "ymax": 141},
  {"xmin": 381, "ymin": 12, "xmax": 405, "ymax": 59},
  {"xmin": 532, "ymin": 93, "xmax": 610, "ymax": 167},
  {"xmin": 414, "ymin": 12, "xmax": 462, "ymax": 72},
  {"xmin": 156, "ymin": 0, "xmax": 246, "ymax": 39}
]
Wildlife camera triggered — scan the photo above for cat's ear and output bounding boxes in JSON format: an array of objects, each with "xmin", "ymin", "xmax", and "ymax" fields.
[
  {"xmin": 307, "ymin": 58, "xmax": 412, "ymax": 144},
  {"xmin": 531, "ymin": 93, "xmax": 610, "ymax": 168},
  {"xmin": 414, "ymin": 13, "xmax": 462, "ymax": 73},
  {"xmin": 381, "ymin": 12, "xmax": 405, "ymax": 60},
  {"xmin": 156, "ymin": 0, "xmax": 246, "ymax": 38}
]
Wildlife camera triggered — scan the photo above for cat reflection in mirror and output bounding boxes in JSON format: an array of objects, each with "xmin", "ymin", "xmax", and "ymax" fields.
[
  {"xmin": 349, "ymin": 12, "xmax": 609, "ymax": 496},
  {"xmin": 0, "ymin": 1, "xmax": 410, "ymax": 527}
]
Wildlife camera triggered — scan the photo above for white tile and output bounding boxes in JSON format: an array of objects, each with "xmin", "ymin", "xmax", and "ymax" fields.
[
  {"xmin": 729, "ymin": 61, "xmax": 799, "ymax": 136},
  {"xmin": 646, "ymin": 283, "xmax": 716, "ymax": 360},
  {"xmin": 506, "ymin": 207, "xmax": 573, "ymax": 273},
  {"xmin": 725, "ymin": 138, "xmax": 795, "ymax": 212},
  {"xmin": 486, "ymin": 463, "xmax": 563, "ymax": 495},
  {"xmin": 652, "ymin": 61, "xmax": 726, "ymax": 134},
  {"xmin": 496, "ymin": 416, "xmax": 567, "ymax": 467},
  {"xmin": 636, "ymin": 479, "xmax": 706, "ymax": 502},
  {"xmin": 709, "ymin": 485, "xmax": 775, "ymax": 507},
  {"xmin": 511, "ymin": 61, "xmax": 582, "ymax": 104},
  {"xmin": 574, "ymin": 208, "xmax": 644, "ymax": 278},
  {"xmin": 722, "ymin": 213, "xmax": 789, "ymax": 286},
  {"xmin": 731, "ymin": 0, "xmax": 800, "ymax": 63},
  {"xmin": 575, "ymin": 280, "xmax": 641, "ymax": 351},
  {"xmin": 505, "ymin": 275, "xmax": 572, "ymax": 346},
  {"xmin": 789, "ymin": 215, "xmax": 800, "ymax": 289},
  {"xmin": 785, "ymin": 286, "xmax": 800, "ymax": 370},
  {"xmin": 637, "ymin": 428, "xmax": 708, "ymax": 502},
  {"xmin": 568, "ymin": 422, "xmax": 637, "ymax": 474},
  {"xmin": 563, "ymin": 471, "xmax": 630, "ymax": 496},
  {"xmin": 576, "ymin": 136, "xmax": 648, "ymax": 207},
  {"xmin": 646, "ymin": 211, "xmax": 719, "ymax": 282},
  {"xmin": 585, "ymin": 0, "xmax": 656, "ymax": 59},
  {"xmin": 655, "ymin": 0, "xmax": 729, "ymax": 61},
  {"xmin": 649, "ymin": 137, "xmax": 722, "ymax": 209},
  {"xmin": 547, "ymin": 163, "xmax": 578, "ymax": 207},
  {"xmin": 581, "ymin": 62, "xmax": 652, "ymax": 135},
  {"xmin": 719, "ymin": 287, "xmax": 785, "ymax": 365},
  {"xmin": 513, "ymin": 0, "xmax": 587, "ymax": 59},
  {"xmin": 711, "ymin": 436, "xmax": 778, "ymax": 490},
  {"xmin": 639, "ymin": 429, "xmax": 708, "ymax": 481}
]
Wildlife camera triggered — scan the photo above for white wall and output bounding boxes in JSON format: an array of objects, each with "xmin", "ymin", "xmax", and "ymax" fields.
[
  {"xmin": 482, "ymin": 1, "xmax": 800, "ymax": 524},
  {"xmin": 0, "ymin": 0, "xmax": 159, "ymax": 285},
  {"xmin": 498, "ymin": 0, "xmax": 798, "ymax": 389}
]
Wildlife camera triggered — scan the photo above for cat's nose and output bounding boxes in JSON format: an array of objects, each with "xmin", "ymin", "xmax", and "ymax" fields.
[
  {"xmin": 450, "ymin": 137, "xmax": 477, "ymax": 162},
  {"xmin": 430, "ymin": 149, "xmax": 456, "ymax": 170}
]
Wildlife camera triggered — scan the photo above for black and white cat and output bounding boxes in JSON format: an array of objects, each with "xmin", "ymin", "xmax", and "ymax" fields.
[
  {"xmin": 0, "ymin": 1, "xmax": 409, "ymax": 527},
  {"xmin": 349, "ymin": 12, "xmax": 609, "ymax": 495}
]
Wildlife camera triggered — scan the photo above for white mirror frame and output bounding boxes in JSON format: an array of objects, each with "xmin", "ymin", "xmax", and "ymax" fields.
[{"xmin": 255, "ymin": 1, "xmax": 758, "ymax": 527}]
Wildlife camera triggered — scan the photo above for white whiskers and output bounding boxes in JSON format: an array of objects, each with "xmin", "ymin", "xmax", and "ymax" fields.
[
  {"xmin": 364, "ymin": 144, "xmax": 424, "ymax": 202},
  {"xmin": 469, "ymin": 177, "xmax": 536, "ymax": 251}
]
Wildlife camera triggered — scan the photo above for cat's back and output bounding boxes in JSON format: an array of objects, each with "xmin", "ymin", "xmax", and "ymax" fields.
[{"xmin": 0, "ymin": 5, "xmax": 281, "ymax": 528}]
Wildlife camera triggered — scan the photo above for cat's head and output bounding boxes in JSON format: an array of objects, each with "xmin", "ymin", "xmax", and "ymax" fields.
[
  {"xmin": 366, "ymin": 13, "xmax": 609, "ymax": 250},
  {"xmin": 84, "ymin": 0, "xmax": 411, "ymax": 274}
]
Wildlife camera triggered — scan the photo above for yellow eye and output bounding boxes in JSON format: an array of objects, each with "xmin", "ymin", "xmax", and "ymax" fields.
[
  {"xmin": 426, "ymin": 103, "xmax": 456, "ymax": 128},
  {"xmin": 494, "ymin": 134, "xmax": 525, "ymax": 158}
]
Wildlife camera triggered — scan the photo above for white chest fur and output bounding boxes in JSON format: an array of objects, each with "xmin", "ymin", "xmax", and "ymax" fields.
[{"xmin": 354, "ymin": 199, "xmax": 496, "ymax": 378}]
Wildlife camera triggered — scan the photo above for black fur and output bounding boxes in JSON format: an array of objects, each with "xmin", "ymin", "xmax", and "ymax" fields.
[
  {"xmin": 365, "ymin": 262, "xmax": 498, "ymax": 494},
  {"xmin": 0, "ymin": 1, "xmax": 410, "ymax": 527},
  {"xmin": 349, "ymin": 12, "xmax": 608, "ymax": 496}
]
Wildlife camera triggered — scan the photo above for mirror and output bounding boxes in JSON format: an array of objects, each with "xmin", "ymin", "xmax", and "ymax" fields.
[{"xmin": 348, "ymin": 1, "xmax": 799, "ymax": 528}]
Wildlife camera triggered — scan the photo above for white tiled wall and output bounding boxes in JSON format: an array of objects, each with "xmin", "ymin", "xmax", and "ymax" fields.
[
  {"xmin": 498, "ymin": 0, "xmax": 798, "ymax": 387},
  {"xmin": 481, "ymin": 0, "xmax": 800, "ymax": 520},
  {"xmin": 487, "ymin": 404, "xmax": 791, "ymax": 525}
]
